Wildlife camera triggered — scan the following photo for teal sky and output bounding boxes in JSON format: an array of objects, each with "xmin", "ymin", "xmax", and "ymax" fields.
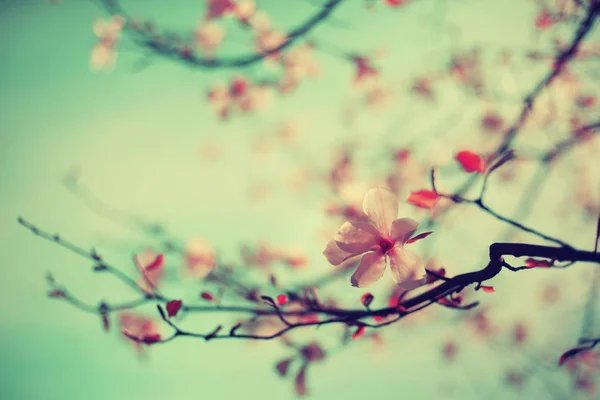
[{"xmin": 1, "ymin": 1, "xmax": 599, "ymax": 399}]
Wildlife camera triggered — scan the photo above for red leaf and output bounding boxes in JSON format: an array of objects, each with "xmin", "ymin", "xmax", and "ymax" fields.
[
  {"xmin": 142, "ymin": 334, "xmax": 161, "ymax": 344},
  {"xmin": 386, "ymin": 0, "xmax": 406, "ymax": 6},
  {"xmin": 455, "ymin": 151, "xmax": 487, "ymax": 173},
  {"xmin": 558, "ymin": 347, "xmax": 589, "ymax": 366},
  {"xmin": 207, "ymin": 0, "xmax": 235, "ymax": 19},
  {"xmin": 166, "ymin": 300, "xmax": 183, "ymax": 317},
  {"xmin": 406, "ymin": 231, "xmax": 434, "ymax": 244},
  {"xmin": 525, "ymin": 258, "xmax": 553, "ymax": 268},
  {"xmin": 48, "ymin": 289, "xmax": 65, "ymax": 298},
  {"xmin": 442, "ymin": 341, "xmax": 457, "ymax": 361},
  {"xmin": 481, "ymin": 285, "xmax": 495, "ymax": 293},
  {"xmin": 394, "ymin": 149, "xmax": 410, "ymax": 163},
  {"xmin": 351, "ymin": 325, "xmax": 366, "ymax": 340},
  {"xmin": 576, "ymin": 95, "xmax": 596, "ymax": 110},
  {"xmin": 276, "ymin": 294, "xmax": 288, "ymax": 306},
  {"xmin": 361, "ymin": 292, "xmax": 374, "ymax": 307},
  {"xmin": 514, "ymin": 323, "xmax": 527, "ymax": 344},
  {"xmin": 295, "ymin": 365, "xmax": 308, "ymax": 396},
  {"xmin": 276, "ymin": 358, "xmax": 293, "ymax": 377},
  {"xmin": 201, "ymin": 292, "xmax": 214, "ymax": 301},
  {"xmin": 301, "ymin": 343, "xmax": 325, "ymax": 362},
  {"xmin": 407, "ymin": 190, "xmax": 440, "ymax": 209},
  {"xmin": 230, "ymin": 77, "xmax": 248, "ymax": 97},
  {"xmin": 536, "ymin": 10, "xmax": 554, "ymax": 30},
  {"xmin": 145, "ymin": 254, "xmax": 164, "ymax": 271},
  {"xmin": 353, "ymin": 57, "xmax": 378, "ymax": 83},
  {"xmin": 481, "ymin": 112, "xmax": 504, "ymax": 132}
]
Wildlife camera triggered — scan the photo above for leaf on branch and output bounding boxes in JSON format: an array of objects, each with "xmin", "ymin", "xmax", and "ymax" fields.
[
  {"xmin": 145, "ymin": 254, "xmax": 164, "ymax": 271},
  {"xmin": 142, "ymin": 334, "xmax": 162, "ymax": 344},
  {"xmin": 166, "ymin": 300, "xmax": 183, "ymax": 317},
  {"xmin": 386, "ymin": 0, "xmax": 407, "ymax": 6},
  {"xmin": 524, "ymin": 258, "xmax": 553, "ymax": 268},
  {"xmin": 276, "ymin": 358, "xmax": 293, "ymax": 377},
  {"xmin": 276, "ymin": 294, "xmax": 288, "ymax": 306},
  {"xmin": 455, "ymin": 150, "xmax": 487, "ymax": 173},
  {"xmin": 300, "ymin": 343, "xmax": 325, "ymax": 362},
  {"xmin": 351, "ymin": 325, "xmax": 366, "ymax": 340},
  {"xmin": 407, "ymin": 190, "xmax": 440, "ymax": 209},
  {"xmin": 361, "ymin": 292, "xmax": 374, "ymax": 307},
  {"xmin": 201, "ymin": 292, "xmax": 215, "ymax": 301},
  {"xmin": 406, "ymin": 231, "xmax": 434, "ymax": 244},
  {"xmin": 295, "ymin": 365, "xmax": 308, "ymax": 397},
  {"xmin": 123, "ymin": 330, "xmax": 161, "ymax": 345},
  {"xmin": 207, "ymin": 0, "xmax": 236, "ymax": 19},
  {"xmin": 48, "ymin": 289, "xmax": 65, "ymax": 298},
  {"xmin": 558, "ymin": 346, "xmax": 592, "ymax": 366},
  {"xmin": 353, "ymin": 56, "xmax": 378, "ymax": 84},
  {"xmin": 480, "ymin": 285, "xmax": 495, "ymax": 293}
]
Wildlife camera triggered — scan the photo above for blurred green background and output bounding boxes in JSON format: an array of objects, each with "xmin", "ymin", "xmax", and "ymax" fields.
[{"xmin": 1, "ymin": 0, "xmax": 599, "ymax": 399}]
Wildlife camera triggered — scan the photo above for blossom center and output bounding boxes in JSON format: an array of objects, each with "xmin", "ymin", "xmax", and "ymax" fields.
[{"xmin": 379, "ymin": 239, "xmax": 394, "ymax": 254}]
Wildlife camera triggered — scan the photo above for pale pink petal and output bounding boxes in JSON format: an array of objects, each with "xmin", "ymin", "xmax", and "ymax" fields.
[
  {"xmin": 92, "ymin": 19, "xmax": 107, "ymax": 38},
  {"xmin": 390, "ymin": 218, "xmax": 419, "ymax": 244},
  {"xmin": 362, "ymin": 187, "xmax": 398, "ymax": 237},
  {"xmin": 90, "ymin": 44, "xmax": 114, "ymax": 72},
  {"xmin": 334, "ymin": 221, "xmax": 380, "ymax": 254},
  {"xmin": 388, "ymin": 247, "xmax": 426, "ymax": 290},
  {"xmin": 323, "ymin": 240, "xmax": 356, "ymax": 266},
  {"xmin": 351, "ymin": 252, "xmax": 386, "ymax": 288}
]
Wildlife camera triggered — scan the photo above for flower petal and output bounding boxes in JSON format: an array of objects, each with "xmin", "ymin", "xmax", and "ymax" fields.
[
  {"xmin": 323, "ymin": 240, "xmax": 356, "ymax": 266},
  {"xmin": 390, "ymin": 218, "xmax": 419, "ymax": 244},
  {"xmin": 334, "ymin": 221, "xmax": 380, "ymax": 254},
  {"xmin": 388, "ymin": 247, "xmax": 426, "ymax": 290},
  {"xmin": 351, "ymin": 252, "xmax": 386, "ymax": 288},
  {"xmin": 362, "ymin": 187, "xmax": 398, "ymax": 237}
]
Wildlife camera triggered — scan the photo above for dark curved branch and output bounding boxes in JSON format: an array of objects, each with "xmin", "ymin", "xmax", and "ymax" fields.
[{"xmin": 20, "ymin": 214, "xmax": 600, "ymax": 343}]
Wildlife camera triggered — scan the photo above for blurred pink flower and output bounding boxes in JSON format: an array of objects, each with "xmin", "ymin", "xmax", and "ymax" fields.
[
  {"xmin": 133, "ymin": 250, "xmax": 165, "ymax": 294},
  {"xmin": 89, "ymin": 15, "xmax": 125, "ymax": 72},
  {"xmin": 323, "ymin": 187, "xmax": 426, "ymax": 290},
  {"xmin": 184, "ymin": 238, "xmax": 216, "ymax": 279}
]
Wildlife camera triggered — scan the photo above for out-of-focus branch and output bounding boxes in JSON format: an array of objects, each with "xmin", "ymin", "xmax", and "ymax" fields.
[
  {"xmin": 540, "ymin": 120, "xmax": 600, "ymax": 163},
  {"xmin": 497, "ymin": 1, "xmax": 600, "ymax": 155},
  {"xmin": 17, "ymin": 216, "xmax": 156, "ymax": 298},
  {"xmin": 97, "ymin": 0, "xmax": 346, "ymax": 69},
  {"xmin": 422, "ymin": 2, "xmax": 599, "ymax": 230}
]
